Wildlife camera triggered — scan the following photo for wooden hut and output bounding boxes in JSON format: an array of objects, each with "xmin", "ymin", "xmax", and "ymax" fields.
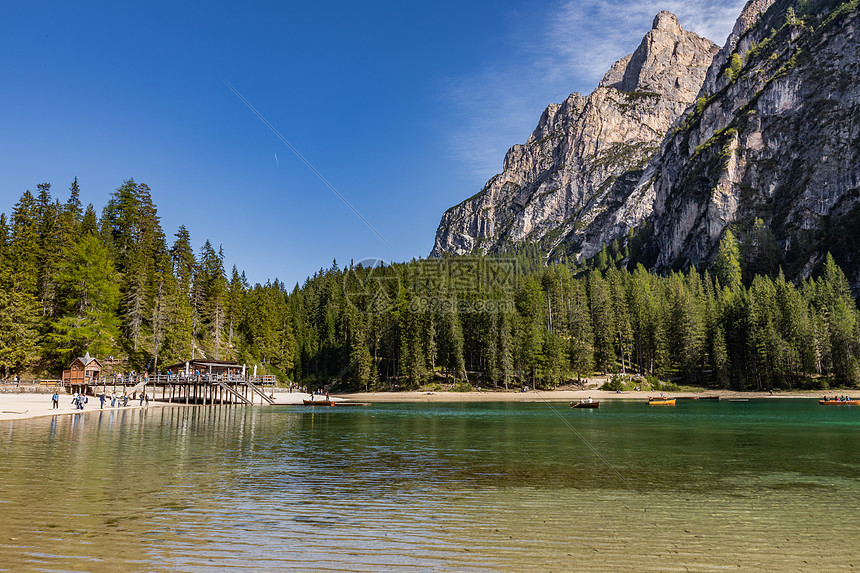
[{"xmin": 62, "ymin": 352, "xmax": 103, "ymax": 393}]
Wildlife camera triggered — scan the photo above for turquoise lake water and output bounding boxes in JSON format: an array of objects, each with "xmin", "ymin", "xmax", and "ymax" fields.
[{"xmin": 1, "ymin": 399, "xmax": 859, "ymax": 571}]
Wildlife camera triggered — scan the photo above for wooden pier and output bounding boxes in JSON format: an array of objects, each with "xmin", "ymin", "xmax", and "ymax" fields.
[{"xmin": 64, "ymin": 358, "xmax": 277, "ymax": 406}]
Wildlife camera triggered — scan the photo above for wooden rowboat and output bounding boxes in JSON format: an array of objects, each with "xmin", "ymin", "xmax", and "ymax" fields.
[
  {"xmin": 571, "ymin": 401, "xmax": 599, "ymax": 408},
  {"xmin": 303, "ymin": 399, "xmax": 335, "ymax": 406},
  {"xmin": 819, "ymin": 400, "xmax": 860, "ymax": 405},
  {"xmin": 647, "ymin": 397, "xmax": 676, "ymax": 405}
]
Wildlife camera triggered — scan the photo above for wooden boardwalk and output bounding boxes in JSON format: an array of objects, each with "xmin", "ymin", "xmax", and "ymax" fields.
[{"xmin": 68, "ymin": 374, "xmax": 277, "ymax": 406}]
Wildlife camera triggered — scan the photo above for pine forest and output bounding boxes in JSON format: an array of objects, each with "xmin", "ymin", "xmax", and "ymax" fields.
[{"xmin": 1, "ymin": 179, "xmax": 859, "ymax": 391}]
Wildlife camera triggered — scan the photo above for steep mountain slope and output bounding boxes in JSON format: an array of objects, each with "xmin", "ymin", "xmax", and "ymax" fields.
[
  {"xmin": 433, "ymin": 0, "xmax": 860, "ymax": 289},
  {"xmin": 431, "ymin": 12, "xmax": 719, "ymax": 259},
  {"xmin": 640, "ymin": 0, "xmax": 860, "ymax": 285}
]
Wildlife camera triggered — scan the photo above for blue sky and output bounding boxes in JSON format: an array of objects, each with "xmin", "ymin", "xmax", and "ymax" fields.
[{"xmin": 1, "ymin": 0, "xmax": 745, "ymax": 287}]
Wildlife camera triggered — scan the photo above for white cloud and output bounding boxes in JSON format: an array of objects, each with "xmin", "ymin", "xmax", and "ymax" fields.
[{"xmin": 438, "ymin": 0, "xmax": 747, "ymax": 182}]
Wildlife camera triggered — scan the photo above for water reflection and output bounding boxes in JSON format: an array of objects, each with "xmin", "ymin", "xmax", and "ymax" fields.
[{"xmin": 0, "ymin": 401, "xmax": 858, "ymax": 571}]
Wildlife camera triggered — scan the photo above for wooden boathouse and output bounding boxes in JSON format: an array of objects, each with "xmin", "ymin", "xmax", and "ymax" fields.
[
  {"xmin": 62, "ymin": 352, "xmax": 103, "ymax": 395},
  {"xmin": 64, "ymin": 356, "xmax": 276, "ymax": 406}
]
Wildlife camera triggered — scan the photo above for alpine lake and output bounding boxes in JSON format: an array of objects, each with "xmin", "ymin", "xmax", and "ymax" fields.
[{"xmin": 1, "ymin": 398, "xmax": 858, "ymax": 572}]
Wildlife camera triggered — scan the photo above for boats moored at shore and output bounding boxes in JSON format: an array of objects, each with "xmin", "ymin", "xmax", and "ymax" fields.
[
  {"xmin": 303, "ymin": 399, "xmax": 335, "ymax": 406},
  {"xmin": 819, "ymin": 398, "xmax": 859, "ymax": 405}
]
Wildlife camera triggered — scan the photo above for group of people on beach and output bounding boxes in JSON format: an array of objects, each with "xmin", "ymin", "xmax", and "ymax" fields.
[
  {"xmin": 57, "ymin": 391, "xmax": 148, "ymax": 410},
  {"xmin": 70, "ymin": 392, "xmax": 88, "ymax": 410}
]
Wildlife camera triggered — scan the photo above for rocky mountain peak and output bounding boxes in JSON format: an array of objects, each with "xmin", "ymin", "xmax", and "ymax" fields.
[
  {"xmin": 433, "ymin": 0, "xmax": 860, "ymax": 290},
  {"xmin": 653, "ymin": 10, "xmax": 680, "ymax": 31},
  {"xmin": 431, "ymin": 12, "xmax": 718, "ymax": 260},
  {"xmin": 607, "ymin": 10, "xmax": 719, "ymax": 99}
]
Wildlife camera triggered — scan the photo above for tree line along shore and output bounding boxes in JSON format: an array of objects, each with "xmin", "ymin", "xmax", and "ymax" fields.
[{"xmin": 0, "ymin": 179, "xmax": 858, "ymax": 393}]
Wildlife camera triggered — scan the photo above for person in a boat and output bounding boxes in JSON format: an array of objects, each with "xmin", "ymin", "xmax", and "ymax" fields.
[{"xmin": 587, "ymin": 397, "xmax": 593, "ymax": 403}]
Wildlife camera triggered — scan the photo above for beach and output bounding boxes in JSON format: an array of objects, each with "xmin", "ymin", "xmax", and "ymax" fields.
[
  {"xmin": 0, "ymin": 389, "xmax": 329, "ymax": 421},
  {"xmin": 0, "ymin": 392, "xmax": 182, "ymax": 422},
  {"xmin": 0, "ymin": 387, "xmax": 830, "ymax": 422},
  {"xmin": 337, "ymin": 388, "xmax": 816, "ymax": 402}
]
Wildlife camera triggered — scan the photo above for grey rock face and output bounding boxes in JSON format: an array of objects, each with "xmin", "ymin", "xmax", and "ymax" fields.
[
  {"xmin": 433, "ymin": 1, "xmax": 860, "ymax": 289},
  {"xmin": 643, "ymin": 0, "xmax": 860, "ymax": 285},
  {"xmin": 431, "ymin": 12, "xmax": 719, "ymax": 260}
]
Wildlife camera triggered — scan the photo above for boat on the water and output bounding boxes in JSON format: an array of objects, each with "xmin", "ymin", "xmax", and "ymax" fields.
[
  {"xmin": 571, "ymin": 401, "xmax": 600, "ymax": 409},
  {"xmin": 698, "ymin": 395, "xmax": 720, "ymax": 400},
  {"xmin": 647, "ymin": 397, "xmax": 676, "ymax": 406},
  {"xmin": 728, "ymin": 398, "xmax": 749, "ymax": 402},
  {"xmin": 820, "ymin": 399, "xmax": 860, "ymax": 405},
  {"xmin": 303, "ymin": 399, "xmax": 335, "ymax": 406}
]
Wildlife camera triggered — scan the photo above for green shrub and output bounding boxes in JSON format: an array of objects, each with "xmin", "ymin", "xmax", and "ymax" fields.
[
  {"xmin": 600, "ymin": 375, "xmax": 633, "ymax": 391},
  {"xmin": 662, "ymin": 381, "xmax": 681, "ymax": 392}
]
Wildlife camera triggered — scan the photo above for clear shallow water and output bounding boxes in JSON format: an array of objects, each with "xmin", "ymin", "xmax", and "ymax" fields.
[{"xmin": 1, "ymin": 400, "xmax": 859, "ymax": 571}]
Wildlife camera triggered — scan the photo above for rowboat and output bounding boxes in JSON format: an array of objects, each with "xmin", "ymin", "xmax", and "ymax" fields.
[
  {"xmin": 698, "ymin": 395, "xmax": 720, "ymax": 400},
  {"xmin": 571, "ymin": 401, "xmax": 599, "ymax": 408},
  {"xmin": 647, "ymin": 397, "xmax": 675, "ymax": 405},
  {"xmin": 819, "ymin": 399, "xmax": 860, "ymax": 405},
  {"xmin": 303, "ymin": 399, "xmax": 335, "ymax": 406},
  {"xmin": 728, "ymin": 398, "xmax": 749, "ymax": 402}
]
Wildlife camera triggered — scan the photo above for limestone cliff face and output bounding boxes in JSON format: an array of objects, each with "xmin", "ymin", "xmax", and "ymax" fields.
[
  {"xmin": 642, "ymin": 0, "xmax": 860, "ymax": 284},
  {"xmin": 431, "ymin": 12, "xmax": 719, "ymax": 259}
]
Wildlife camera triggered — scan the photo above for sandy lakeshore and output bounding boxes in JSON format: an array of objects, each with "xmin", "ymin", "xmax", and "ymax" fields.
[
  {"xmin": 336, "ymin": 388, "xmax": 818, "ymax": 403},
  {"xmin": 0, "ymin": 392, "xmax": 185, "ymax": 422},
  {"xmin": 0, "ymin": 390, "xmax": 326, "ymax": 421},
  {"xmin": 0, "ymin": 388, "xmax": 831, "ymax": 422}
]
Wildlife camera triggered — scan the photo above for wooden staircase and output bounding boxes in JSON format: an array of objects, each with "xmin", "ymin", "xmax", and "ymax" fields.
[
  {"xmin": 242, "ymin": 380, "xmax": 275, "ymax": 405},
  {"xmin": 124, "ymin": 379, "xmax": 147, "ymax": 397},
  {"xmin": 214, "ymin": 380, "xmax": 251, "ymax": 405}
]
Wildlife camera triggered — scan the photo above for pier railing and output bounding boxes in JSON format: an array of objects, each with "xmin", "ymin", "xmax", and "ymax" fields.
[
  {"xmin": 0, "ymin": 379, "xmax": 63, "ymax": 393},
  {"xmin": 101, "ymin": 373, "xmax": 277, "ymax": 386}
]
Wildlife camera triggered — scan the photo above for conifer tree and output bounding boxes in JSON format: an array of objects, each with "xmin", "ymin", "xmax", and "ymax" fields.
[
  {"xmin": 9, "ymin": 190, "xmax": 39, "ymax": 293},
  {"xmin": 713, "ymin": 229, "xmax": 742, "ymax": 290},
  {"xmin": 588, "ymin": 271, "xmax": 615, "ymax": 373},
  {"xmin": 45, "ymin": 235, "xmax": 120, "ymax": 365},
  {"xmin": 567, "ymin": 278, "xmax": 594, "ymax": 381}
]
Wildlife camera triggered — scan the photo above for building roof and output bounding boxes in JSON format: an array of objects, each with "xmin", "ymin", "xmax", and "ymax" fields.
[
  {"xmin": 162, "ymin": 359, "xmax": 245, "ymax": 371},
  {"xmin": 71, "ymin": 351, "xmax": 102, "ymax": 369}
]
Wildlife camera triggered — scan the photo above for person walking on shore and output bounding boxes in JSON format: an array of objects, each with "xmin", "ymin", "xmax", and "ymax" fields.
[
  {"xmin": 99, "ymin": 392, "xmax": 105, "ymax": 409},
  {"xmin": 51, "ymin": 391, "xmax": 59, "ymax": 409},
  {"xmin": 110, "ymin": 392, "xmax": 117, "ymax": 408}
]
